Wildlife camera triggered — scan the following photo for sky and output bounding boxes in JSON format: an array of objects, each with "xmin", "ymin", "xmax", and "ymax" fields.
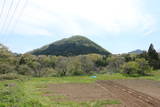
[{"xmin": 0, "ymin": 0, "xmax": 160, "ymax": 54}]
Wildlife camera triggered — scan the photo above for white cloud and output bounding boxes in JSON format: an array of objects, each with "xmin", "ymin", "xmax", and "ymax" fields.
[
  {"xmin": 14, "ymin": 22, "xmax": 52, "ymax": 36},
  {"xmin": 3, "ymin": 0, "xmax": 156, "ymax": 36},
  {"xmin": 144, "ymin": 30, "xmax": 154, "ymax": 36},
  {"xmin": 142, "ymin": 15, "xmax": 156, "ymax": 36}
]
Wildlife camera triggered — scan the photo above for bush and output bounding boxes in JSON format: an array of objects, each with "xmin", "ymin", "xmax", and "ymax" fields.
[
  {"xmin": 65, "ymin": 57, "xmax": 85, "ymax": 76},
  {"xmin": 17, "ymin": 65, "xmax": 32, "ymax": 75},
  {"xmin": 121, "ymin": 61, "xmax": 138, "ymax": 76},
  {"xmin": 135, "ymin": 58, "xmax": 152, "ymax": 75},
  {"xmin": 95, "ymin": 56, "xmax": 108, "ymax": 67},
  {"xmin": 0, "ymin": 81, "xmax": 43, "ymax": 107},
  {"xmin": 0, "ymin": 63, "xmax": 15, "ymax": 74},
  {"xmin": 79, "ymin": 55, "xmax": 95, "ymax": 74},
  {"xmin": 40, "ymin": 68, "xmax": 57, "ymax": 77},
  {"xmin": 121, "ymin": 58, "xmax": 151, "ymax": 76},
  {"xmin": 55, "ymin": 57, "xmax": 68, "ymax": 76},
  {"xmin": 0, "ymin": 73, "xmax": 25, "ymax": 80},
  {"xmin": 106, "ymin": 56, "xmax": 125, "ymax": 73}
]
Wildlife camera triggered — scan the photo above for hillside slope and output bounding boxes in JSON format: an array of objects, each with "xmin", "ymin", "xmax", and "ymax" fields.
[{"xmin": 30, "ymin": 35, "xmax": 110, "ymax": 56}]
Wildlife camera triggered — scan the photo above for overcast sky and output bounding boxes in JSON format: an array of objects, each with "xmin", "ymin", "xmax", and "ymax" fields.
[{"xmin": 0, "ymin": 0, "xmax": 160, "ymax": 54}]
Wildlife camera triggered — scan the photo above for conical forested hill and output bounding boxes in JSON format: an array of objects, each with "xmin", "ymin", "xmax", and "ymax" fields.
[{"xmin": 29, "ymin": 35, "xmax": 111, "ymax": 56}]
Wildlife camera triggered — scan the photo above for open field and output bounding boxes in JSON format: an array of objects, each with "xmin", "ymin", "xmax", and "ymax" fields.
[
  {"xmin": 97, "ymin": 80, "xmax": 160, "ymax": 107},
  {"xmin": 0, "ymin": 72, "xmax": 160, "ymax": 107},
  {"xmin": 113, "ymin": 79, "xmax": 160, "ymax": 100},
  {"xmin": 42, "ymin": 80, "xmax": 160, "ymax": 107}
]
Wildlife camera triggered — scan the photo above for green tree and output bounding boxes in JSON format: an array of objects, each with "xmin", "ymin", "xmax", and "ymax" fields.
[
  {"xmin": 135, "ymin": 58, "xmax": 151, "ymax": 75},
  {"xmin": 95, "ymin": 55, "xmax": 108, "ymax": 67},
  {"xmin": 29, "ymin": 61, "xmax": 41, "ymax": 77},
  {"xmin": 121, "ymin": 58, "xmax": 151, "ymax": 76},
  {"xmin": 55, "ymin": 57, "xmax": 68, "ymax": 76},
  {"xmin": 106, "ymin": 56, "xmax": 125, "ymax": 73},
  {"xmin": 148, "ymin": 44, "xmax": 159, "ymax": 69},
  {"xmin": 79, "ymin": 55, "xmax": 94, "ymax": 74},
  {"xmin": 66, "ymin": 57, "xmax": 83, "ymax": 76},
  {"xmin": 0, "ymin": 63, "xmax": 15, "ymax": 74},
  {"xmin": 17, "ymin": 65, "xmax": 32, "ymax": 75},
  {"xmin": 121, "ymin": 61, "xmax": 139, "ymax": 75}
]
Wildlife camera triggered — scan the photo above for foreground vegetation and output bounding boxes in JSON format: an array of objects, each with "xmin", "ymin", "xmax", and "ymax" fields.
[{"xmin": 0, "ymin": 72, "xmax": 160, "ymax": 107}]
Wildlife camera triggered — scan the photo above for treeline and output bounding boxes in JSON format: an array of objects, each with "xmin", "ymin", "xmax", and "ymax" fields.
[{"xmin": 0, "ymin": 44, "xmax": 160, "ymax": 79}]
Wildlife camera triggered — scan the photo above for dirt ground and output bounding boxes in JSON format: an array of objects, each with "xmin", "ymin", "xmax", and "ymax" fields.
[
  {"xmin": 43, "ymin": 79, "xmax": 160, "ymax": 107},
  {"xmin": 113, "ymin": 79, "xmax": 160, "ymax": 100}
]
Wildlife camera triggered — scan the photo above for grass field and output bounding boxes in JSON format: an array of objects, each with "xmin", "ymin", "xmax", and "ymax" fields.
[{"xmin": 0, "ymin": 71, "xmax": 160, "ymax": 107}]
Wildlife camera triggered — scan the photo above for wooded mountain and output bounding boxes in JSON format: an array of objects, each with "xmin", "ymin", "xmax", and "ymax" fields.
[{"xmin": 29, "ymin": 35, "xmax": 110, "ymax": 56}]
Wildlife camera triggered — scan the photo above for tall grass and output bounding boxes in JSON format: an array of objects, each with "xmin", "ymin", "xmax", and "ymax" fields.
[{"xmin": 0, "ymin": 80, "xmax": 43, "ymax": 107}]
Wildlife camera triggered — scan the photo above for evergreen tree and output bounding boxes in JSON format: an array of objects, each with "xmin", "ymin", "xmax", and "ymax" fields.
[
  {"xmin": 148, "ymin": 44, "xmax": 159, "ymax": 60},
  {"xmin": 147, "ymin": 44, "xmax": 159, "ymax": 69}
]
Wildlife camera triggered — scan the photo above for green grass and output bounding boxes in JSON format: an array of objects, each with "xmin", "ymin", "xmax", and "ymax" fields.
[
  {"xmin": 0, "ymin": 71, "xmax": 160, "ymax": 107},
  {"xmin": 30, "ymin": 73, "xmax": 129, "ymax": 84},
  {"xmin": 46, "ymin": 100, "xmax": 120, "ymax": 107},
  {"xmin": 0, "ymin": 80, "xmax": 43, "ymax": 107}
]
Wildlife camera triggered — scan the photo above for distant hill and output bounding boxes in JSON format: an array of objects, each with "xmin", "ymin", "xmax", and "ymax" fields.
[
  {"xmin": 29, "ymin": 35, "xmax": 111, "ymax": 56},
  {"xmin": 128, "ymin": 49, "xmax": 144, "ymax": 54}
]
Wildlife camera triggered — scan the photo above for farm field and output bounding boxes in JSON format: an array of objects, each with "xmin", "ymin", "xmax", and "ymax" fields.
[
  {"xmin": 0, "ymin": 0, "xmax": 160, "ymax": 107},
  {"xmin": 0, "ymin": 72, "xmax": 160, "ymax": 107}
]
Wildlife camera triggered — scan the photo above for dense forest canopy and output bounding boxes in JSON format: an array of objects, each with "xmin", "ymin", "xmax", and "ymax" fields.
[{"xmin": 29, "ymin": 35, "xmax": 110, "ymax": 56}]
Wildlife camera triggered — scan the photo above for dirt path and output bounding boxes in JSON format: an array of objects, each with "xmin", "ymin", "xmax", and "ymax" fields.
[{"xmin": 97, "ymin": 80, "xmax": 160, "ymax": 107}]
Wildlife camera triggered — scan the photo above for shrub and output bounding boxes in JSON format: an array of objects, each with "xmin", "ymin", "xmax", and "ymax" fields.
[
  {"xmin": 121, "ymin": 58, "xmax": 151, "ymax": 76},
  {"xmin": 0, "ymin": 63, "xmax": 15, "ymax": 74},
  {"xmin": 55, "ymin": 57, "xmax": 68, "ymax": 76},
  {"xmin": 106, "ymin": 56, "xmax": 125, "ymax": 73},
  {"xmin": 121, "ymin": 61, "xmax": 139, "ymax": 76},
  {"xmin": 40, "ymin": 68, "xmax": 57, "ymax": 77},
  {"xmin": 0, "ymin": 73, "xmax": 24, "ymax": 80},
  {"xmin": 79, "ymin": 55, "xmax": 95, "ymax": 74},
  {"xmin": 17, "ymin": 65, "xmax": 32, "ymax": 75},
  {"xmin": 135, "ymin": 58, "xmax": 152, "ymax": 75},
  {"xmin": 0, "ymin": 81, "xmax": 43, "ymax": 107},
  {"xmin": 95, "ymin": 56, "xmax": 108, "ymax": 67},
  {"xmin": 66, "ymin": 57, "xmax": 84, "ymax": 76}
]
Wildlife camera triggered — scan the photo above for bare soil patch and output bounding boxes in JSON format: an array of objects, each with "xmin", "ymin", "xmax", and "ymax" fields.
[
  {"xmin": 97, "ymin": 80, "xmax": 160, "ymax": 107},
  {"xmin": 44, "ymin": 83, "xmax": 114, "ymax": 101},
  {"xmin": 113, "ymin": 79, "xmax": 160, "ymax": 100},
  {"xmin": 43, "ymin": 80, "xmax": 160, "ymax": 107}
]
